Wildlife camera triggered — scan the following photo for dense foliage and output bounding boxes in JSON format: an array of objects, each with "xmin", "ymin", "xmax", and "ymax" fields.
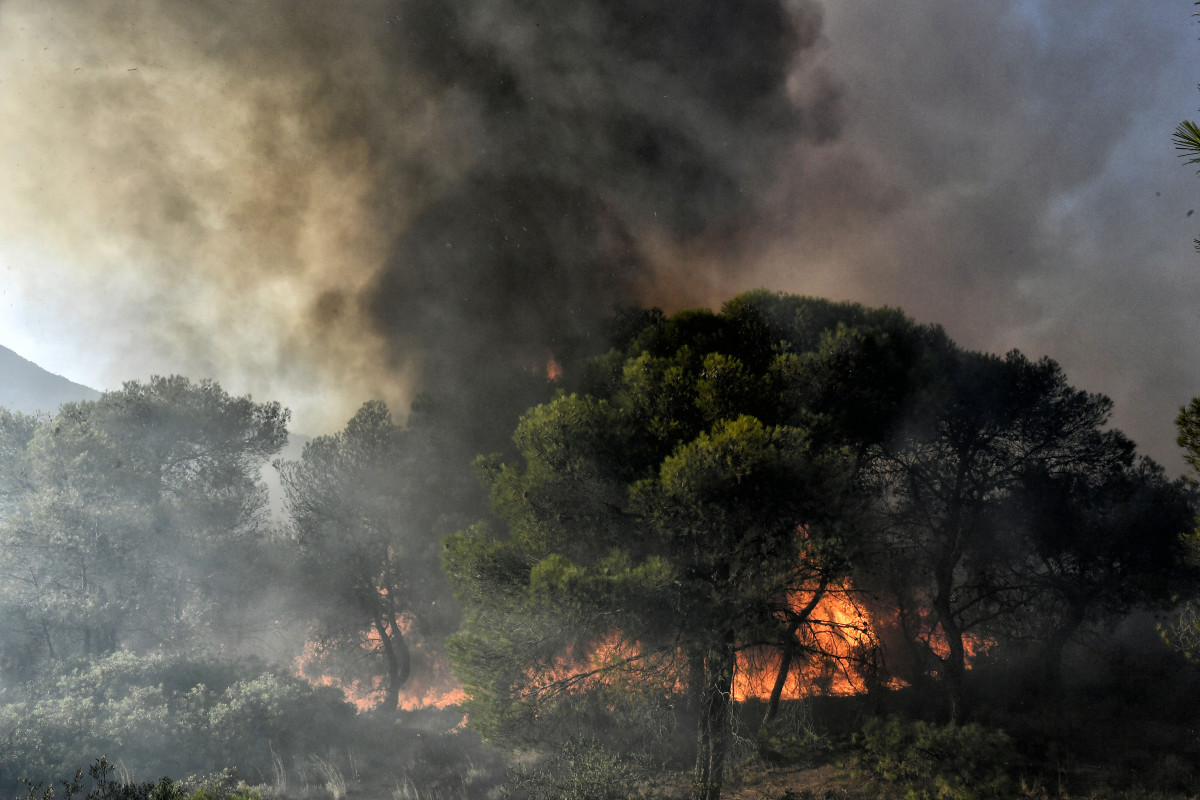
[
  {"xmin": 0, "ymin": 377, "xmax": 289, "ymax": 675},
  {"xmin": 854, "ymin": 717, "xmax": 1018, "ymax": 800},
  {"xmin": 444, "ymin": 291, "xmax": 1195, "ymax": 800},
  {"xmin": 0, "ymin": 653, "xmax": 354, "ymax": 794},
  {"xmin": 0, "ymin": 294, "xmax": 1197, "ymax": 799}
]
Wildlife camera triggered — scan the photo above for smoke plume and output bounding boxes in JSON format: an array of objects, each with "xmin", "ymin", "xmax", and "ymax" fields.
[
  {"xmin": 1, "ymin": 0, "xmax": 1197, "ymax": 465},
  {"xmin": 0, "ymin": 0, "xmax": 838, "ymax": 433}
]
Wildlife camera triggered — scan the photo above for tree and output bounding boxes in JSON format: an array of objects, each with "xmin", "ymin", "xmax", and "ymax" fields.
[
  {"xmin": 278, "ymin": 401, "xmax": 463, "ymax": 713},
  {"xmin": 1177, "ymin": 0, "xmax": 1200, "ymax": 248},
  {"xmin": 1160, "ymin": 399, "xmax": 1200, "ymax": 660},
  {"xmin": 445, "ymin": 292, "xmax": 928, "ymax": 800},
  {"xmin": 1010, "ymin": 453, "xmax": 1193, "ymax": 691},
  {"xmin": 0, "ymin": 376, "xmax": 289, "ymax": 675},
  {"xmin": 863, "ymin": 349, "xmax": 1129, "ymax": 722},
  {"xmin": 0, "ymin": 409, "xmax": 40, "ymax": 513}
]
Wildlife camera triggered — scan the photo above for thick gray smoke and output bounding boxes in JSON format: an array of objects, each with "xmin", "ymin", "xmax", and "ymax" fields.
[
  {"xmin": 750, "ymin": 1, "xmax": 1200, "ymax": 467},
  {"xmin": 0, "ymin": 0, "xmax": 840, "ymax": 433},
  {"xmin": 1, "ymin": 0, "xmax": 1197, "ymax": 465},
  {"xmin": 365, "ymin": 0, "xmax": 839, "ymax": 388}
]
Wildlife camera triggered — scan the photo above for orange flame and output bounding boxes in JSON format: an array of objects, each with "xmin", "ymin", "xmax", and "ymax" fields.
[
  {"xmin": 295, "ymin": 615, "xmax": 467, "ymax": 713},
  {"xmin": 734, "ymin": 585, "xmax": 880, "ymax": 701}
]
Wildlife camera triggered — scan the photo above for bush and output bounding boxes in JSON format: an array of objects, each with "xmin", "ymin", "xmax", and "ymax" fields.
[
  {"xmin": 16, "ymin": 757, "xmax": 273, "ymax": 800},
  {"xmin": 0, "ymin": 653, "xmax": 354, "ymax": 793},
  {"xmin": 500, "ymin": 737, "xmax": 650, "ymax": 800},
  {"xmin": 853, "ymin": 716, "xmax": 1020, "ymax": 800}
]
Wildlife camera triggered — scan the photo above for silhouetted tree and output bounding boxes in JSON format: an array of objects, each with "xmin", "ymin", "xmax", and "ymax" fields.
[
  {"xmin": 1160, "ymin": 399, "xmax": 1200, "ymax": 660},
  {"xmin": 864, "ymin": 349, "xmax": 1126, "ymax": 722},
  {"xmin": 1010, "ymin": 453, "xmax": 1193, "ymax": 690}
]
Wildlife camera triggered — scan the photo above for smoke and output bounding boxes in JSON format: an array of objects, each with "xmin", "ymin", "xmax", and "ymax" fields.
[
  {"xmin": 0, "ymin": 0, "xmax": 1197, "ymax": 465},
  {"xmin": 740, "ymin": 0, "xmax": 1200, "ymax": 466},
  {"xmin": 0, "ymin": 0, "xmax": 839, "ymax": 434}
]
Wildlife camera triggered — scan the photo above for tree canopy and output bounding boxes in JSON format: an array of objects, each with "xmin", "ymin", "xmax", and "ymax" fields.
[
  {"xmin": 862, "ymin": 349, "xmax": 1190, "ymax": 720},
  {"xmin": 445, "ymin": 292, "xmax": 933, "ymax": 799},
  {"xmin": 444, "ymin": 291, "xmax": 1196, "ymax": 798},
  {"xmin": 0, "ymin": 376, "xmax": 289, "ymax": 676}
]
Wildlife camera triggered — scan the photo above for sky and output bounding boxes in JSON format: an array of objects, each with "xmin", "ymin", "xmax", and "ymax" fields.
[{"xmin": 0, "ymin": 0, "xmax": 1198, "ymax": 470}]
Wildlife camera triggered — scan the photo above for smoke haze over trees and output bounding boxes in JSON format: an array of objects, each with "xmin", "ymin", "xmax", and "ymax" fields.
[
  {"xmin": 443, "ymin": 292, "xmax": 1197, "ymax": 798},
  {"xmin": 0, "ymin": 293, "xmax": 1197, "ymax": 798},
  {"xmin": 0, "ymin": 1, "xmax": 1196, "ymax": 469},
  {"xmin": 1, "ymin": 0, "xmax": 1200, "ymax": 796}
]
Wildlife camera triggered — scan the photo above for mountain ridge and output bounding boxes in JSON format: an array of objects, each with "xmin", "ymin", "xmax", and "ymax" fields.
[{"xmin": 0, "ymin": 344, "xmax": 101, "ymax": 415}]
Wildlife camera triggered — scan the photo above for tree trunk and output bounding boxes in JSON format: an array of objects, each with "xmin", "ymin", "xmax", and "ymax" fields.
[
  {"xmin": 762, "ymin": 645, "xmax": 793, "ymax": 727},
  {"xmin": 371, "ymin": 607, "xmax": 410, "ymax": 713},
  {"xmin": 764, "ymin": 578, "xmax": 827, "ymax": 727},
  {"xmin": 692, "ymin": 640, "xmax": 736, "ymax": 800},
  {"xmin": 934, "ymin": 607, "xmax": 967, "ymax": 725},
  {"xmin": 1042, "ymin": 608, "xmax": 1084, "ymax": 698},
  {"xmin": 932, "ymin": 517, "xmax": 967, "ymax": 725}
]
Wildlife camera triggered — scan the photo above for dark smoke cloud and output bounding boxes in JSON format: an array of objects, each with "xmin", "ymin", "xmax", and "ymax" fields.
[
  {"xmin": 366, "ymin": 0, "xmax": 839, "ymax": 387},
  {"xmin": 1, "ymin": 0, "xmax": 1197, "ymax": 469},
  {"xmin": 0, "ymin": 0, "xmax": 837, "ymax": 432}
]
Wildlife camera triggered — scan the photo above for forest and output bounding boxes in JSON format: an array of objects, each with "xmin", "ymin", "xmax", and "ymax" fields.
[{"xmin": 1, "ymin": 291, "xmax": 1199, "ymax": 800}]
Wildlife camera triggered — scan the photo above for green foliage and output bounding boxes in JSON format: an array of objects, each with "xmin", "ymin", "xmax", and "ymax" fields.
[
  {"xmin": 753, "ymin": 716, "xmax": 831, "ymax": 766},
  {"xmin": 447, "ymin": 292, "xmax": 933, "ymax": 799},
  {"xmin": 1174, "ymin": 118, "xmax": 1200, "ymax": 172},
  {"xmin": 0, "ymin": 653, "xmax": 353, "ymax": 792},
  {"xmin": 18, "ymin": 757, "xmax": 271, "ymax": 800},
  {"xmin": 854, "ymin": 717, "xmax": 1019, "ymax": 800},
  {"xmin": 0, "ymin": 377, "xmax": 290, "ymax": 675},
  {"xmin": 1165, "ymin": 399, "xmax": 1200, "ymax": 662},
  {"xmin": 278, "ymin": 400, "xmax": 464, "ymax": 712},
  {"xmin": 500, "ymin": 738, "xmax": 650, "ymax": 800}
]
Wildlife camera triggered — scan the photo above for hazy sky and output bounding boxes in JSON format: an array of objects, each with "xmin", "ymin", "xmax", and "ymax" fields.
[{"xmin": 1, "ymin": 0, "xmax": 1198, "ymax": 470}]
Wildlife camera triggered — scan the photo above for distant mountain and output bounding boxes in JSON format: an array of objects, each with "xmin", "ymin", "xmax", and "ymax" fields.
[{"xmin": 0, "ymin": 344, "xmax": 101, "ymax": 415}]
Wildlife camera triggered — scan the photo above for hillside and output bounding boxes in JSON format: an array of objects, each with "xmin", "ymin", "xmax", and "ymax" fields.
[{"xmin": 0, "ymin": 344, "xmax": 100, "ymax": 415}]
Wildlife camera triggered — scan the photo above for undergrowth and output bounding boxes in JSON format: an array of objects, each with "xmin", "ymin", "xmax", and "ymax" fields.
[{"xmin": 853, "ymin": 716, "xmax": 1020, "ymax": 800}]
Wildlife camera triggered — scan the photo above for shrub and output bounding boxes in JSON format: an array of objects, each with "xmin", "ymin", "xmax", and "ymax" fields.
[
  {"xmin": 500, "ymin": 737, "xmax": 650, "ymax": 800},
  {"xmin": 16, "ymin": 757, "xmax": 274, "ymax": 800},
  {"xmin": 0, "ymin": 653, "xmax": 354, "ymax": 793},
  {"xmin": 853, "ymin": 716, "xmax": 1020, "ymax": 800}
]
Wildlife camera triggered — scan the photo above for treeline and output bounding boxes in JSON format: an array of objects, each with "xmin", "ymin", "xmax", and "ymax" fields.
[
  {"xmin": 1, "ymin": 291, "xmax": 1198, "ymax": 800},
  {"xmin": 444, "ymin": 292, "xmax": 1198, "ymax": 799},
  {"xmin": 0, "ymin": 379, "xmax": 489, "ymax": 794}
]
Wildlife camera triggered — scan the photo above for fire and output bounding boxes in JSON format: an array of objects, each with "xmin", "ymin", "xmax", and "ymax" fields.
[
  {"xmin": 734, "ymin": 585, "xmax": 879, "ymax": 702},
  {"xmin": 296, "ymin": 580, "xmax": 995, "ymax": 714},
  {"xmin": 731, "ymin": 584, "xmax": 996, "ymax": 702},
  {"xmin": 295, "ymin": 616, "xmax": 467, "ymax": 713},
  {"xmin": 923, "ymin": 620, "xmax": 994, "ymax": 663},
  {"xmin": 524, "ymin": 631, "xmax": 681, "ymax": 698}
]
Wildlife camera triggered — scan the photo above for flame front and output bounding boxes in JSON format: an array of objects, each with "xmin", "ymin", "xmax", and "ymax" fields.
[{"xmin": 295, "ymin": 617, "xmax": 467, "ymax": 712}]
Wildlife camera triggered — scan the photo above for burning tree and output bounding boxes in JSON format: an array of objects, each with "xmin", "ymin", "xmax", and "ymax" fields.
[
  {"xmin": 861, "ymin": 349, "xmax": 1181, "ymax": 722},
  {"xmin": 278, "ymin": 400, "xmax": 466, "ymax": 713},
  {"xmin": 445, "ymin": 292, "xmax": 929, "ymax": 800}
]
